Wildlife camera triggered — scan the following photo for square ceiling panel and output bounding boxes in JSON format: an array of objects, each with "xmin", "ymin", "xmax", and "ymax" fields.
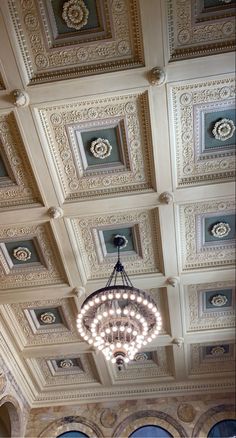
[
  {"xmin": 8, "ymin": 0, "xmax": 144, "ymax": 84},
  {"xmin": 26, "ymin": 353, "xmax": 99, "ymax": 388},
  {"xmin": 2, "ymin": 297, "xmax": 80, "ymax": 348},
  {"xmin": 37, "ymin": 91, "xmax": 154, "ymax": 201},
  {"xmin": 167, "ymin": 0, "xmax": 236, "ymax": 61},
  {"xmin": 70, "ymin": 208, "xmax": 163, "ymax": 280},
  {"xmin": 0, "ymin": 111, "xmax": 41, "ymax": 209},
  {"xmin": 110, "ymin": 347, "xmax": 174, "ymax": 382},
  {"xmin": 0, "ymin": 223, "xmax": 67, "ymax": 289},
  {"xmin": 188, "ymin": 342, "xmax": 235, "ymax": 375},
  {"xmin": 169, "ymin": 76, "xmax": 235, "ymax": 187},
  {"xmin": 178, "ymin": 198, "xmax": 235, "ymax": 271},
  {"xmin": 183, "ymin": 281, "xmax": 235, "ymax": 332}
]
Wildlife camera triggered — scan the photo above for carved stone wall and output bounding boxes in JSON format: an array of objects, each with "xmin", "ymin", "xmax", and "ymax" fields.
[{"xmin": 25, "ymin": 393, "xmax": 235, "ymax": 438}]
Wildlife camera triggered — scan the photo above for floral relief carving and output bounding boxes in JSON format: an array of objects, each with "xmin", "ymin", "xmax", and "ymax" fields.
[
  {"xmin": 210, "ymin": 294, "xmax": 228, "ymax": 307},
  {"xmin": 179, "ymin": 199, "xmax": 235, "ymax": 271},
  {"xmin": 211, "ymin": 222, "xmax": 231, "ymax": 238},
  {"xmin": 171, "ymin": 77, "xmax": 235, "ymax": 187},
  {"xmin": 59, "ymin": 359, "xmax": 74, "ymax": 368},
  {"xmin": 62, "ymin": 0, "xmax": 89, "ymax": 30},
  {"xmin": 38, "ymin": 92, "xmax": 154, "ymax": 201},
  {"xmin": 40, "ymin": 312, "xmax": 56, "ymax": 324},
  {"xmin": 8, "ymin": 0, "xmax": 144, "ymax": 84},
  {"xmin": 90, "ymin": 138, "xmax": 112, "ymax": 159},
  {"xmin": 212, "ymin": 118, "xmax": 235, "ymax": 141},
  {"xmin": 13, "ymin": 246, "xmax": 32, "ymax": 262},
  {"xmin": 210, "ymin": 346, "xmax": 226, "ymax": 356}
]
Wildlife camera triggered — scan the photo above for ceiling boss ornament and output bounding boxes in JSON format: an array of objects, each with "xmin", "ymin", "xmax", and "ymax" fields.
[
  {"xmin": 210, "ymin": 294, "xmax": 228, "ymax": 307},
  {"xmin": 90, "ymin": 138, "xmax": 112, "ymax": 159},
  {"xmin": 211, "ymin": 222, "xmax": 231, "ymax": 238},
  {"xmin": 62, "ymin": 0, "xmax": 89, "ymax": 31},
  {"xmin": 77, "ymin": 236, "xmax": 162, "ymax": 368},
  {"xmin": 212, "ymin": 118, "xmax": 235, "ymax": 141},
  {"xmin": 13, "ymin": 247, "xmax": 31, "ymax": 262}
]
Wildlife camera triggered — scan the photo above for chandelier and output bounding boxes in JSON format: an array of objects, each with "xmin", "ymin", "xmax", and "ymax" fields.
[{"xmin": 76, "ymin": 236, "xmax": 162, "ymax": 367}]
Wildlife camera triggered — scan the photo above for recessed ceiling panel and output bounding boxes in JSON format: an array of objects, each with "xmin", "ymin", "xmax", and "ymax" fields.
[
  {"xmin": 169, "ymin": 76, "xmax": 235, "ymax": 187},
  {"xmin": 167, "ymin": 0, "xmax": 236, "ymax": 61},
  {"xmin": 8, "ymin": 0, "xmax": 144, "ymax": 84},
  {"xmin": 0, "ymin": 111, "xmax": 41, "ymax": 209},
  {"xmin": 70, "ymin": 208, "xmax": 163, "ymax": 280},
  {"xmin": 37, "ymin": 91, "xmax": 155, "ymax": 201}
]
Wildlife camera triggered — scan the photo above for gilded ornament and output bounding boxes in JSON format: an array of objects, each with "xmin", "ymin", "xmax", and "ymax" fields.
[
  {"xmin": 211, "ymin": 222, "xmax": 231, "ymax": 238},
  {"xmin": 210, "ymin": 346, "xmax": 225, "ymax": 356},
  {"xmin": 177, "ymin": 403, "xmax": 196, "ymax": 423},
  {"xmin": 90, "ymin": 138, "xmax": 112, "ymax": 159},
  {"xmin": 62, "ymin": 0, "xmax": 89, "ymax": 30},
  {"xmin": 40, "ymin": 312, "xmax": 56, "ymax": 324},
  {"xmin": 210, "ymin": 294, "xmax": 228, "ymax": 307},
  {"xmin": 12, "ymin": 246, "xmax": 31, "ymax": 262},
  {"xmin": 212, "ymin": 118, "xmax": 235, "ymax": 141},
  {"xmin": 59, "ymin": 359, "xmax": 74, "ymax": 368}
]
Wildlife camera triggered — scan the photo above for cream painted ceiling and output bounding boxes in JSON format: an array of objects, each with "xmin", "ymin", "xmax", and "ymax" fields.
[{"xmin": 0, "ymin": 0, "xmax": 235, "ymax": 408}]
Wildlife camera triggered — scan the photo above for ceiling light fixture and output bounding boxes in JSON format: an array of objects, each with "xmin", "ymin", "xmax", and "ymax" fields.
[{"xmin": 76, "ymin": 236, "xmax": 162, "ymax": 368}]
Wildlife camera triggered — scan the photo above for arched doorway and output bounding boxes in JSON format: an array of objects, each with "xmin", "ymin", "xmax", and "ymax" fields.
[{"xmin": 0, "ymin": 398, "xmax": 22, "ymax": 438}]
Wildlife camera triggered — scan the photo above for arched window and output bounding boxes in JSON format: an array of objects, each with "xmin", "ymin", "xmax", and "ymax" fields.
[
  {"xmin": 57, "ymin": 432, "xmax": 89, "ymax": 438},
  {"xmin": 129, "ymin": 425, "xmax": 173, "ymax": 438},
  {"xmin": 208, "ymin": 419, "xmax": 236, "ymax": 438}
]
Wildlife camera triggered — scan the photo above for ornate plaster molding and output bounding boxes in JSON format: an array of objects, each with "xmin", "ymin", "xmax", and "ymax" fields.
[
  {"xmin": 212, "ymin": 118, "xmax": 235, "ymax": 141},
  {"xmin": 62, "ymin": 0, "xmax": 89, "ymax": 31}
]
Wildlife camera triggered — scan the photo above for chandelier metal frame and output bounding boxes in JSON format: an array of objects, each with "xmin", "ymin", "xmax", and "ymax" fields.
[{"xmin": 76, "ymin": 236, "xmax": 162, "ymax": 367}]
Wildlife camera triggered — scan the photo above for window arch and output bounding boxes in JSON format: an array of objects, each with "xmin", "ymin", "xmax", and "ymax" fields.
[
  {"xmin": 112, "ymin": 410, "xmax": 187, "ymax": 437},
  {"xmin": 207, "ymin": 419, "xmax": 236, "ymax": 438},
  {"xmin": 129, "ymin": 424, "xmax": 173, "ymax": 438},
  {"xmin": 192, "ymin": 404, "xmax": 235, "ymax": 437},
  {"xmin": 57, "ymin": 432, "xmax": 89, "ymax": 438}
]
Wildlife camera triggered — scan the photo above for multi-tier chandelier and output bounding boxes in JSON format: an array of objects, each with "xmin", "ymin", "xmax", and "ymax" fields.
[{"xmin": 76, "ymin": 235, "xmax": 162, "ymax": 367}]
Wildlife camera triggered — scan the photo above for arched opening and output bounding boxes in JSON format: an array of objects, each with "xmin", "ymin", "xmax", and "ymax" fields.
[
  {"xmin": 208, "ymin": 419, "xmax": 236, "ymax": 438},
  {"xmin": 0, "ymin": 404, "xmax": 11, "ymax": 437},
  {"xmin": 129, "ymin": 424, "xmax": 173, "ymax": 437},
  {"xmin": 57, "ymin": 432, "xmax": 89, "ymax": 438}
]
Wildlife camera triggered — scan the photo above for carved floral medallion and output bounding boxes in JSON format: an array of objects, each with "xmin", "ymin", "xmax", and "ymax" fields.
[
  {"xmin": 212, "ymin": 118, "xmax": 235, "ymax": 141},
  {"xmin": 210, "ymin": 346, "xmax": 226, "ymax": 356},
  {"xmin": 62, "ymin": 0, "xmax": 89, "ymax": 30},
  {"xmin": 211, "ymin": 222, "xmax": 231, "ymax": 238},
  {"xmin": 13, "ymin": 246, "xmax": 31, "ymax": 262},
  {"xmin": 114, "ymin": 234, "xmax": 128, "ymax": 249},
  {"xmin": 210, "ymin": 294, "xmax": 228, "ymax": 307},
  {"xmin": 134, "ymin": 352, "xmax": 149, "ymax": 362},
  {"xmin": 90, "ymin": 138, "xmax": 112, "ymax": 159},
  {"xmin": 59, "ymin": 359, "xmax": 74, "ymax": 368},
  {"xmin": 40, "ymin": 312, "xmax": 56, "ymax": 324}
]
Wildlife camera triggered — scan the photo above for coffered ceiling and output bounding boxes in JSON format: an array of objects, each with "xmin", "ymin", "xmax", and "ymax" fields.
[{"xmin": 0, "ymin": 0, "xmax": 235, "ymax": 408}]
